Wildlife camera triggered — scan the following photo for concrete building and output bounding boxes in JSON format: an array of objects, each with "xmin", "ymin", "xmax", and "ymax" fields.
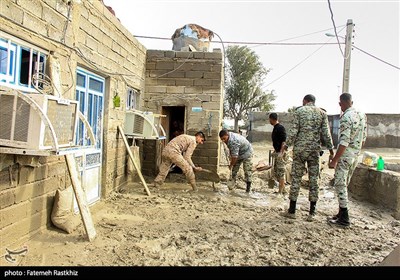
[
  {"xmin": 141, "ymin": 50, "xmax": 223, "ymax": 178},
  {"xmin": 0, "ymin": 0, "xmax": 224, "ymax": 253}
]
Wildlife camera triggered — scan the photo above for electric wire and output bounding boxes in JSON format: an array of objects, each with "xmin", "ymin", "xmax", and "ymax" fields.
[
  {"xmin": 327, "ymin": 0, "xmax": 345, "ymax": 57},
  {"xmin": 61, "ymin": 1, "xmax": 72, "ymax": 44},
  {"xmin": 135, "ymin": 35, "xmax": 340, "ymax": 46},
  {"xmin": 352, "ymin": 45, "xmax": 400, "ymax": 70},
  {"xmin": 262, "ymin": 36, "xmax": 336, "ymax": 89},
  {"xmin": 249, "ymin": 25, "xmax": 346, "ymax": 48},
  {"xmin": 260, "ymin": 26, "xmax": 346, "ymax": 89},
  {"xmin": 154, "ymin": 52, "xmax": 193, "ymax": 79},
  {"xmin": 1, "ymin": 2, "xmax": 398, "ymax": 97},
  {"xmin": 134, "ymin": 33, "xmax": 399, "ymax": 71}
]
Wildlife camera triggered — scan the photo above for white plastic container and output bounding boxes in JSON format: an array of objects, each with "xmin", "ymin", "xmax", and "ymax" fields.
[{"xmin": 361, "ymin": 151, "xmax": 379, "ymax": 167}]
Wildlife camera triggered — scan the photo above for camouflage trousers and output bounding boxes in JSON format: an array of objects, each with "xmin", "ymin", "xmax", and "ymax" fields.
[
  {"xmin": 232, "ymin": 155, "xmax": 253, "ymax": 183},
  {"xmin": 333, "ymin": 155, "xmax": 358, "ymax": 208},
  {"xmin": 289, "ymin": 150, "xmax": 320, "ymax": 202},
  {"xmin": 154, "ymin": 151, "xmax": 195, "ymax": 186},
  {"xmin": 272, "ymin": 151, "xmax": 288, "ymax": 180}
]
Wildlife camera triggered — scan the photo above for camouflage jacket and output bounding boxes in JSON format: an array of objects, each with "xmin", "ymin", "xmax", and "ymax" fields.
[
  {"xmin": 339, "ymin": 107, "xmax": 367, "ymax": 158},
  {"xmin": 226, "ymin": 132, "xmax": 253, "ymax": 160},
  {"xmin": 163, "ymin": 134, "xmax": 197, "ymax": 167},
  {"xmin": 286, "ymin": 103, "xmax": 334, "ymax": 152}
]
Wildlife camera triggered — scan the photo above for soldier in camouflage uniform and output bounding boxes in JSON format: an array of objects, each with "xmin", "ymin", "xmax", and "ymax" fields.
[
  {"xmin": 328, "ymin": 93, "xmax": 367, "ymax": 227},
  {"xmin": 282, "ymin": 94, "xmax": 334, "ymax": 220},
  {"xmin": 153, "ymin": 131, "xmax": 206, "ymax": 191},
  {"xmin": 219, "ymin": 129, "xmax": 253, "ymax": 193}
]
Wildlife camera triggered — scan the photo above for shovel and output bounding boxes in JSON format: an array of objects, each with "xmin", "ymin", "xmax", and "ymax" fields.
[
  {"xmin": 226, "ymin": 168, "xmax": 235, "ymax": 190},
  {"xmin": 199, "ymin": 168, "xmax": 221, "ymax": 183}
]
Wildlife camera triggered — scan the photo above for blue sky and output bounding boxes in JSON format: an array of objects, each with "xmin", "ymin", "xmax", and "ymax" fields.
[{"xmin": 105, "ymin": 0, "xmax": 399, "ymax": 115}]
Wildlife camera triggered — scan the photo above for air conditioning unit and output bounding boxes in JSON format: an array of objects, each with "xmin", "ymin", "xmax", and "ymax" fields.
[
  {"xmin": 0, "ymin": 91, "xmax": 79, "ymax": 150},
  {"xmin": 124, "ymin": 110, "xmax": 165, "ymax": 139}
]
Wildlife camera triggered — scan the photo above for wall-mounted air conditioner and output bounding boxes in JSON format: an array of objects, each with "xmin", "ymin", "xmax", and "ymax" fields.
[
  {"xmin": 0, "ymin": 90, "xmax": 79, "ymax": 150},
  {"xmin": 124, "ymin": 110, "xmax": 165, "ymax": 139}
]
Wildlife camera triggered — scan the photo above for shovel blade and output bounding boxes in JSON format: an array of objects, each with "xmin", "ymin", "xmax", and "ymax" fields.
[
  {"xmin": 199, "ymin": 169, "xmax": 220, "ymax": 183},
  {"xmin": 227, "ymin": 179, "xmax": 235, "ymax": 190}
]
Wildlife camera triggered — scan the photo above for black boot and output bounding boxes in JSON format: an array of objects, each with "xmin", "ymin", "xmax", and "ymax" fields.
[
  {"xmin": 328, "ymin": 208, "xmax": 342, "ymax": 222},
  {"xmin": 309, "ymin": 201, "xmax": 316, "ymax": 215},
  {"xmin": 281, "ymin": 200, "xmax": 297, "ymax": 219},
  {"xmin": 339, "ymin": 207, "xmax": 350, "ymax": 226},
  {"xmin": 328, "ymin": 207, "xmax": 350, "ymax": 227},
  {"xmin": 307, "ymin": 201, "xmax": 317, "ymax": 221},
  {"xmin": 246, "ymin": 181, "xmax": 251, "ymax": 193},
  {"xmin": 289, "ymin": 200, "xmax": 296, "ymax": 214}
]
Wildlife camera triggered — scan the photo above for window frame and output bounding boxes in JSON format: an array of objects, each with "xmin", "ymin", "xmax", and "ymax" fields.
[
  {"xmin": 75, "ymin": 67, "xmax": 105, "ymax": 149},
  {"xmin": 0, "ymin": 31, "xmax": 48, "ymax": 93},
  {"xmin": 126, "ymin": 88, "xmax": 140, "ymax": 111}
]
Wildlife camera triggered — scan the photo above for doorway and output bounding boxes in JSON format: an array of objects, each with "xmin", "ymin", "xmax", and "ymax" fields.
[
  {"xmin": 74, "ymin": 67, "xmax": 104, "ymax": 205},
  {"xmin": 161, "ymin": 106, "xmax": 185, "ymax": 174},
  {"xmin": 161, "ymin": 106, "xmax": 185, "ymax": 142}
]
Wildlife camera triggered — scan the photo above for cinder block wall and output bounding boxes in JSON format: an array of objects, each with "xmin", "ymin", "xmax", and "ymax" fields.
[
  {"xmin": 247, "ymin": 111, "xmax": 400, "ymax": 149},
  {"xmin": 143, "ymin": 50, "xmax": 224, "ymax": 178},
  {"xmin": 349, "ymin": 165, "xmax": 400, "ymax": 219},
  {"xmin": 0, "ymin": 0, "xmax": 146, "ymax": 253},
  {"xmin": 0, "ymin": 154, "xmax": 70, "ymax": 256},
  {"xmin": 247, "ymin": 112, "xmax": 293, "ymax": 143},
  {"xmin": 364, "ymin": 114, "xmax": 400, "ymax": 148}
]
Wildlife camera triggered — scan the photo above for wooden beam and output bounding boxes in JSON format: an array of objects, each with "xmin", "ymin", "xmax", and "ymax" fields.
[
  {"xmin": 65, "ymin": 154, "xmax": 96, "ymax": 241},
  {"xmin": 118, "ymin": 126, "xmax": 151, "ymax": 196}
]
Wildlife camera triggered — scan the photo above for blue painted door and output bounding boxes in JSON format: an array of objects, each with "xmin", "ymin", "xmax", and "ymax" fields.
[{"xmin": 74, "ymin": 68, "xmax": 104, "ymax": 204}]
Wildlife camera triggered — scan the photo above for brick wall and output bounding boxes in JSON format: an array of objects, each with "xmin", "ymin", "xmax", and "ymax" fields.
[
  {"xmin": 247, "ymin": 112, "xmax": 293, "ymax": 143},
  {"xmin": 364, "ymin": 114, "xmax": 400, "ymax": 148},
  {"xmin": 349, "ymin": 165, "xmax": 400, "ymax": 219},
  {"xmin": 0, "ymin": 0, "xmax": 146, "ymax": 253},
  {"xmin": 143, "ymin": 50, "xmax": 224, "ymax": 178},
  {"xmin": 0, "ymin": 154, "xmax": 69, "ymax": 257},
  {"xmin": 247, "ymin": 111, "xmax": 400, "ymax": 149}
]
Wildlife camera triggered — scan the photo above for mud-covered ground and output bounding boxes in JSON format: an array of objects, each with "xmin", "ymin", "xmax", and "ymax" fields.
[{"xmin": 8, "ymin": 143, "xmax": 400, "ymax": 266}]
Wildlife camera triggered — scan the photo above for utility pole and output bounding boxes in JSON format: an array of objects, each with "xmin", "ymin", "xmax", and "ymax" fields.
[{"xmin": 342, "ymin": 19, "xmax": 354, "ymax": 94}]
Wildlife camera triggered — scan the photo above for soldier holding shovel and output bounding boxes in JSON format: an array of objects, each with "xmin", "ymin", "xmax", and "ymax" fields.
[
  {"xmin": 219, "ymin": 129, "xmax": 254, "ymax": 193},
  {"xmin": 153, "ymin": 131, "xmax": 206, "ymax": 191}
]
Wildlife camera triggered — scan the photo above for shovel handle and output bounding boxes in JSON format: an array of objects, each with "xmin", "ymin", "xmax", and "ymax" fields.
[{"xmin": 200, "ymin": 169, "xmax": 212, "ymax": 173}]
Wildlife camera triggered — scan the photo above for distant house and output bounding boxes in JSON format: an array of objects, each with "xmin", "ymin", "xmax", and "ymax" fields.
[{"xmin": 247, "ymin": 112, "xmax": 400, "ymax": 149}]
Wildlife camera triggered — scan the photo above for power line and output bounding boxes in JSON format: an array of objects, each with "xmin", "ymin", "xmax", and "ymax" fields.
[
  {"xmin": 154, "ymin": 52, "xmax": 193, "ymax": 79},
  {"xmin": 262, "ymin": 37, "xmax": 335, "ymax": 89},
  {"xmin": 262, "ymin": 43, "xmax": 400, "ymax": 90},
  {"xmin": 352, "ymin": 45, "xmax": 400, "ymax": 70},
  {"xmin": 135, "ymin": 33, "xmax": 399, "ymax": 71},
  {"xmin": 134, "ymin": 24, "xmax": 348, "ymax": 46},
  {"xmin": 134, "ymin": 35, "xmax": 339, "ymax": 46},
  {"xmin": 327, "ymin": 0, "xmax": 345, "ymax": 57},
  {"xmin": 249, "ymin": 25, "xmax": 346, "ymax": 49}
]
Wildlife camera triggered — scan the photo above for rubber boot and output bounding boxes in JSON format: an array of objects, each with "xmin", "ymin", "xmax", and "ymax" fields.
[
  {"xmin": 306, "ymin": 201, "xmax": 317, "ymax": 221},
  {"xmin": 328, "ymin": 207, "xmax": 350, "ymax": 227},
  {"xmin": 246, "ymin": 181, "xmax": 251, "ymax": 193},
  {"xmin": 289, "ymin": 200, "xmax": 296, "ymax": 213},
  {"xmin": 327, "ymin": 208, "xmax": 342, "ymax": 222},
  {"xmin": 281, "ymin": 200, "xmax": 296, "ymax": 219},
  {"xmin": 310, "ymin": 201, "xmax": 316, "ymax": 215}
]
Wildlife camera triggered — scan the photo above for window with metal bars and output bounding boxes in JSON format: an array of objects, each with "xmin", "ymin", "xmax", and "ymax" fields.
[{"xmin": 0, "ymin": 32, "xmax": 47, "ymax": 93}]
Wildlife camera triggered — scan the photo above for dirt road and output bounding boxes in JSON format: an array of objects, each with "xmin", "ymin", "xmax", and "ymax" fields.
[{"xmin": 6, "ymin": 143, "xmax": 400, "ymax": 266}]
